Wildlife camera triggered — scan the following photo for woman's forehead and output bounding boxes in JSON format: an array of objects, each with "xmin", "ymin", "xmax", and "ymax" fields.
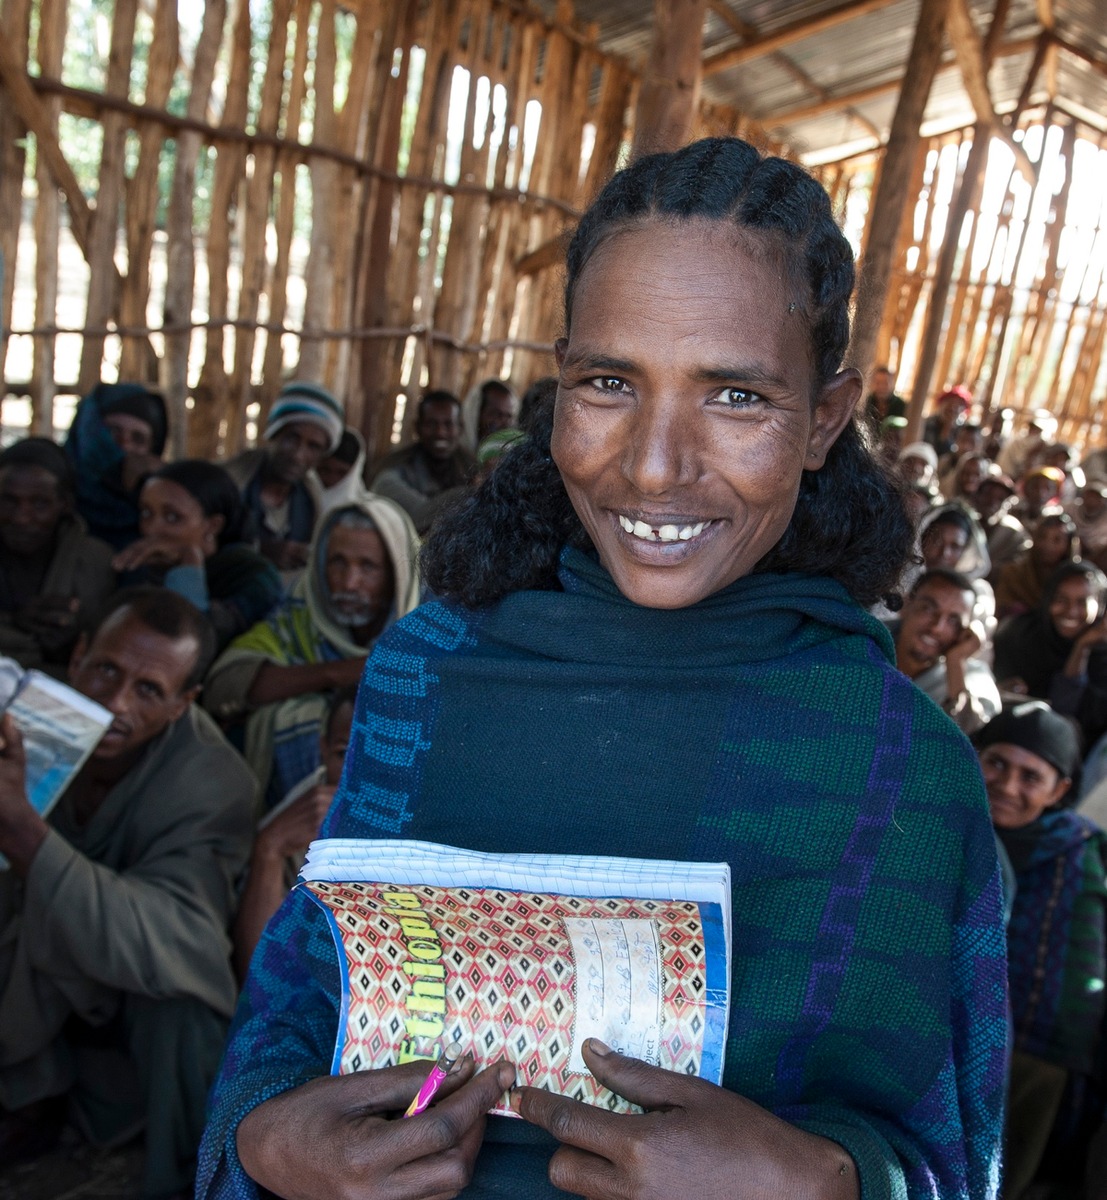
[
  {"xmin": 565, "ymin": 220, "xmax": 812, "ymax": 372},
  {"xmin": 576, "ymin": 217, "xmax": 798, "ymax": 291}
]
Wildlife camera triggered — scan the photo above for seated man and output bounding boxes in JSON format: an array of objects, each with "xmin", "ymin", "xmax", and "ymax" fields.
[
  {"xmin": 232, "ymin": 687, "xmax": 356, "ymax": 979},
  {"xmin": 863, "ymin": 364, "xmax": 906, "ymax": 426},
  {"xmin": 0, "ymin": 587, "xmax": 256, "ymax": 1198},
  {"xmin": 462, "ymin": 377, "xmax": 519, "ymax": 450},
  {"xmin": 369, "ymin": 390, "xmax": 476, "ymax": 533},
  {"xmin": 204, "ymin": 497, "xmax": 420, "ymax": 808},
  {"xmin": 922, "ymin": 386, "xmax": 972, "ymax": 458},
  {"xmin": 225, "ymin": 381, "xmax": 344, "ymax": 573},
  {"xmin": 892, "ymin": 569, "xmax": 1000, "ymax": 733},
  {"xmin": 0, "ymin": 439, "xmax": 115, "ymax": 675}
]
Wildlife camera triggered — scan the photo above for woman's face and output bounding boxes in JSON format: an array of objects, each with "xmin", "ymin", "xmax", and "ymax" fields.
[
  {"xmin": 921, "ymin": 521, "xmax": 968, "ymax": 570},
  {"xmin": 981, "ymin": 743, "xmax": 1069, "ymax": 829},
  {"xmin": 551, "ymin": 220, "xmax": 857, "ymax": 610},
  {"xmin": 139, "ymin": 477, "xmax": 221, "ymax": 555},
  {"xmin": 1048, "ymin": 575, "xmax": 1099, "ymax": 640},
  {"xmin": 1035, "ymin": 522, "xmax": 1071, "ymax": 567}
]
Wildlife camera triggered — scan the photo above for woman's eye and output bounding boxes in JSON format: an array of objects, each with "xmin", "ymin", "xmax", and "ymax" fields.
[{"xmin": 717, "ymin": 388, "xmax": 761, "ymax": 408}]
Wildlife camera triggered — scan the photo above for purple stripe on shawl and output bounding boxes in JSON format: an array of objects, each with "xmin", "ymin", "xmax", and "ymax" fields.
[{"xmin": 774, "ymin": 651, "xmax": 911, "ymax": 1097}]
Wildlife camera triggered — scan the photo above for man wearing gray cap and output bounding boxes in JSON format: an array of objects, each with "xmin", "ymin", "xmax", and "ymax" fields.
[{"xmin": 226, "ymin": 382, "xmax": 344, "ymax": 573}]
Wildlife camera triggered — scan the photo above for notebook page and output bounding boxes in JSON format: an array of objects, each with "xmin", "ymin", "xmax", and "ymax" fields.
[{"xmin": 303, "ymin": 837, "xmax": 731, "ymax": 951}]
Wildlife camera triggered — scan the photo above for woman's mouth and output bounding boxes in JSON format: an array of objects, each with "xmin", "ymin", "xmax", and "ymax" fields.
[{"xmin": 617, "ymin": 514, "xmax": 712, "ymax": 543}]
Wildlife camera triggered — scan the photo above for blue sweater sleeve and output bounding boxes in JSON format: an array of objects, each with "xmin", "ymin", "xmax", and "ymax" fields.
[{"xmin": 196, "ymin": 887, "xmax": 342, "ymax": 1198}]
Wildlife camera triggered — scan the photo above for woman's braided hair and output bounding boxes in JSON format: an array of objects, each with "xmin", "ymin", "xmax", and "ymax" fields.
[{"xmin": 423, "ymin": 137, "xmax": 913, "ymax": 608}]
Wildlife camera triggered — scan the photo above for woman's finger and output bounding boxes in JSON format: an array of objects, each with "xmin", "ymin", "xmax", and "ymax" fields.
[
  {"xmin": 407, "ymin": 1060, "xmax": 515, "ymax": 1154},
  {"xmin": 513, "ymin": 1085, "xmax": 625, "ymax": 1156},
  {"xmin": 384, "ymin": 1123, "xmax": 488, "ymax": 1200},
  {"xmin": 548, "ymin": 1143, "xmax": 632, "ymax": 1200},
  {"xmin": 333, "ymin": 1059, "xmax": 457, "ymax": 1114},
  {"xmin": 580, "ymin": 1041, "xmax": 690, "ymax": 1112}
]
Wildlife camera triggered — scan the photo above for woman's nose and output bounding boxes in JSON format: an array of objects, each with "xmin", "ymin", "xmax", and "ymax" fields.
[{"xmin": 622, "ymin": 397, "xmax": 696, "ymax": 495}]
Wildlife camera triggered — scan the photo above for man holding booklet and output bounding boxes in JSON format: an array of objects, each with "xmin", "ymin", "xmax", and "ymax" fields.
[{"xmin": 0, "ymin": 587, "xmax": 256, "ymax": 1200}]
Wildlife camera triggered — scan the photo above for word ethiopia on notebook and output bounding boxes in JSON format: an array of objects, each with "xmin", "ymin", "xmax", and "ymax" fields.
[{"xmin": 299, "ymin": 838, "xmax": 732, "ymax": 1115}]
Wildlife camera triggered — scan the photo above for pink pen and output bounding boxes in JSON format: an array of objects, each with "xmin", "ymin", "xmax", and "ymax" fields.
[{"xmin": 403, "ymin": 1042, "xmax": 464, "ymax": 1118}]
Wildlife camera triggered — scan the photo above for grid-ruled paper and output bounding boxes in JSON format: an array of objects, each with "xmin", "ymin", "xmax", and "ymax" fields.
[{"xmin": 302, "ymin": 837, "xmax": 732, "ymax": 953}]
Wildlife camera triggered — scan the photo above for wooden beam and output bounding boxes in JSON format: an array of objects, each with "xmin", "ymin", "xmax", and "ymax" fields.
[
  {"xmin": 632, "ymin": 0, "xmax": 709, "ymax": 157},
  {"xmin": 982, "ymin": 0, "xmax": 1012, "ymax": 64},
  {"xmin": 848, "ymin": 0, "xmax": 951, "ymax": 380},
  {"xmin": 516, "ymin": 230, "xmax": 572, "ymax": 277},
  {"xmin": 1010, "ymin": 31, "xmax": 1051, "ymax": 122},
  {"xmin": 946, "ymin": 0, "xmax": 1035, "ymax": 182},
  {"xmin": 21, "ymin": 73, "xmax": 585, "ymax": 219},
  {"xmin": 703, "ymin": 0, "xmax": 899, "ymax": 75},
  {"xmin": 765, "ymin": 35, "xmax": 1037, "ymax": 126},
  {"xmin": 1052, "ymin": 33, "xmax": 1107, "ymax": 80},
  {"xmin": 0, "ymin": 33, "xmax": 92, "ymax": 253}
]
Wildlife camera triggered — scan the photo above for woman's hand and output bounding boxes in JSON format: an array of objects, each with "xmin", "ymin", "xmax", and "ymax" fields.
[
  {"xmin": 112, "ymin": 534, "xmax": 204, "ymax": 573},
  {"xmin": 515, "ymin": 1041, "xmax": 858, "ymax": 1200},
  {"xmin": 237, "ymin": 1058, "xmax": 514, "ymax": 1200}
]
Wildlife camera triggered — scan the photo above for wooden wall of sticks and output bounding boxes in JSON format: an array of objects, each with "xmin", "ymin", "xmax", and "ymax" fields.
[{"xmin": 0, "ymin": 0, "xmax": 1104, "ymax": 458}]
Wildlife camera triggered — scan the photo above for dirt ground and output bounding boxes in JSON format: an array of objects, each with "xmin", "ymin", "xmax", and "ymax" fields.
[{"xmin": 0, "ymin": 1129, "xmax": 144, "ymax": 1200}]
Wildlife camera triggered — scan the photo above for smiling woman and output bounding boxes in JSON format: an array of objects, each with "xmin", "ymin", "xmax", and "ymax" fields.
[{"xmin": 199, "ymin": 138, "xmax": 1007, "ymax": 1200}]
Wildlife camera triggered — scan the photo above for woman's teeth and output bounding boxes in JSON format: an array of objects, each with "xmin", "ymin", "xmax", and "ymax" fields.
[{"xmin": 618, "ymin": 514, "xmax": 707, "ymax": 542}]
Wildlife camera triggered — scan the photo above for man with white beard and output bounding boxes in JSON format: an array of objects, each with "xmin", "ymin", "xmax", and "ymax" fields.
[{"xmin": 204, "ymin": 499, "xmax": 420, "ymax": 809}]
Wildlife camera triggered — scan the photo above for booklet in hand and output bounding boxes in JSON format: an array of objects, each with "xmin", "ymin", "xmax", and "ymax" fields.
[
  {"xmin": 0, "ymin": 662, "xmax": 113, "ymax": 866},
  {"xmin": 299, "ymin": 838, "xmax": 732, "ymax": 1115}
]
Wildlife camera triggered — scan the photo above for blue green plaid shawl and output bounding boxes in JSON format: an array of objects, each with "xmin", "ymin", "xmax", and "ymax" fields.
[{"xmin": 199, "ymin": 548, "xmax": 1006, "ymax": 1199}]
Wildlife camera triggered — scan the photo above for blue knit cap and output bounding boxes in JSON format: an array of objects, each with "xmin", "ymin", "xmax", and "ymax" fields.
[{"xmin": 265, "ymin": 381, "xmax": 344, "ymax": 453}]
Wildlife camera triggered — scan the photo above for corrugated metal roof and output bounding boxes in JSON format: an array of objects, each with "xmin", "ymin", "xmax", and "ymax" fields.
[{"xmin": 535, "ymin": 0, "xmax": 1107, "ymax": 159}]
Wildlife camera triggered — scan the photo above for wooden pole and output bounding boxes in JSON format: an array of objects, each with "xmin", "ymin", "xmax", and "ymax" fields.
[
  {"xmin": 30, "ymin": 0, "xmax": 67, "ymax": 436},
  {"xmin": 847, "ymin": 0, "xmax": 950, "ymax": 383},
  {"xmin": 164, "ymin": 0, "xmax": 227, "ymax": 459},
  {"xmin": 631, "ymin": 0, "xmax": 708, "ymax": 159},
  {"xmin": 905, "ymin": 128, "xmax": 989, "ymax": 440},
  {"xmin": 0, "ymin": 0, "xmax": 31, "ymax": 369},
  {"xmin": 77, "ymin": 0, "xmax": 139, "ymax": 393}
]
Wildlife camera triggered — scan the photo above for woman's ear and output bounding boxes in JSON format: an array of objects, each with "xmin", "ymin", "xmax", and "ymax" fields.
[
  {"xmin": 203, "ymin": 513, "xmax": 225, "ymax": 545},
  {"xmin": 1049, "ymin": 775, "xmax": 1073, "ymax": 809},
  {"xmin": 805, "ymin": 368, "xmax": 862, "ymax": 470}
]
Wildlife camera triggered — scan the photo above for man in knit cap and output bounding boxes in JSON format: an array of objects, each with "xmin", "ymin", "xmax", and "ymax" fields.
[{"xmin": 226, "ymin": 382, "xmax": 344, "ymax": 574}]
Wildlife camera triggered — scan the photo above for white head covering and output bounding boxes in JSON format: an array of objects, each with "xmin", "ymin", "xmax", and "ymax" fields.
[{"xmin": 899, "ymin": 442, "xmax": 939, "ymax": 471}]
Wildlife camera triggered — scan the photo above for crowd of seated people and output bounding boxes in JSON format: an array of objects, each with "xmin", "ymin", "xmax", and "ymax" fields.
[
  {"xmin": 0, "ymin": 364, "xmax": 1105, "ymax": 1200},
  {"xmin": 875, "ymin": 382, "xmax": 1107, "ymax": 1200},
  {"xmin": 0, "ymin": 375, "xmax": 515, "ymax": 1197}
]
